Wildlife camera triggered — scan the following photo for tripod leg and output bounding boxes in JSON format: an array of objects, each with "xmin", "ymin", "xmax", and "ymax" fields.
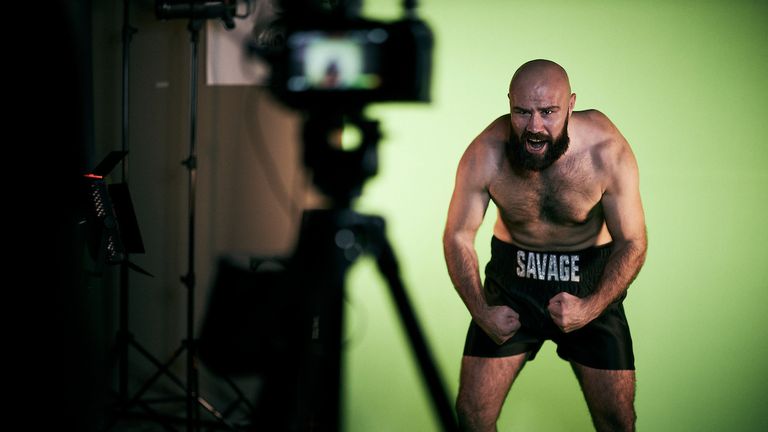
[
  {"xmin": 367, "ymin": 217, "xmax": 459, "ymax": 432},
  {"xmin": 290, "ymin": 209, "xmax": 357, "ymax": 432}
]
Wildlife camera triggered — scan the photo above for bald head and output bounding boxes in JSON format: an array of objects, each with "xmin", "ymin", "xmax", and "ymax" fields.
[{"xmin": 509, "ymin": 59, "xmax": 572, "ymax": 96}]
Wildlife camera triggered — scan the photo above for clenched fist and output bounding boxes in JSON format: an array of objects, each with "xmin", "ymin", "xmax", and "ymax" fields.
[
  {"xmin": 477, "ymin": 305, "xmax": 521, "ymax": 345},
  {"xmin": 547, "ymin": 292, "xmax": 599, "ymax": 333}
]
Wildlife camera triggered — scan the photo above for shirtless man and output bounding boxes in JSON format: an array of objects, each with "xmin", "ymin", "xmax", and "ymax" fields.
[{"xmin": 443, "ymin": 59, "xmax": 647, "ymax": 432}]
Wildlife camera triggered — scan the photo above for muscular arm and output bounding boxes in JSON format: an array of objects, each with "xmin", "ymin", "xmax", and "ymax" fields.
[
  {"xmin": 587, "ymin": 136, "xmax": 647, "ymax": 313},
  {"xmin": 444, "ymin": 120, "xmax": 520, "ymax": 344},
  {"xmin": 549, "ymin": 119, "xmax": 647, "ymax": 332},
  {"xmin": 443, "ymin": 143, "xmax": 490, "ymax": 317}
]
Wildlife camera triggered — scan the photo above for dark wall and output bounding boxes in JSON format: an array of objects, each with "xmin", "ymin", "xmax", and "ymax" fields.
[{"xmin": 30, "ymin": 1, "xmax": 100, "ymax": 430}]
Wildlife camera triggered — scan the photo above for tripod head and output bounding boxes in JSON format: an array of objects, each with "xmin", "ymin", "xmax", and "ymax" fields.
[{"xmin": 302, "ymin": 109, "xmax": 381, "ymax": 208}]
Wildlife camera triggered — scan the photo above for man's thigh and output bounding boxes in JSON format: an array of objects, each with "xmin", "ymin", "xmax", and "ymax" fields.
[
  {"xmin": 571, "ymin": 362, "xmax": 636, "ymax": 431},
  {"xmin": 457, "ymin": 354, "xmax": 527, "ymax": 413}
]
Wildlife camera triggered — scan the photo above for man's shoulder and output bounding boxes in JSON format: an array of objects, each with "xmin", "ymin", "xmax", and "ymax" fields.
[
  {"xmin": 468, "ymin": 115, "xmax": 509, "ymax": 153},
  {"xmin": 573, "ymin": 109, "xmax": 629, "ymax": 152},
  {"xmin": 572, "ymin": 110, "xmax": 635, "ymax": 174},
  {"xmin": 573, "ymin": 109, "xmax": 615, "ymax": 138},
  {"xmin": 481, "ymin": 114, "xmax": 511, "ymax": 140},
  {"xmin": 459, "ymin": 115, "xmax": 509, "ymax": 178}
]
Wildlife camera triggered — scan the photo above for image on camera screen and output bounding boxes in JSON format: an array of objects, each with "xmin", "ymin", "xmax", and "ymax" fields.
[{"xmin": 286, "ymin": 28, "xmax": 387, "ymax": 92}]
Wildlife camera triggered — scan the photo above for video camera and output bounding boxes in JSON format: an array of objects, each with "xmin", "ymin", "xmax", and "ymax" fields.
[{"xmin": 250, "ymin": 0, "xmax": 434, "ymax": 111}]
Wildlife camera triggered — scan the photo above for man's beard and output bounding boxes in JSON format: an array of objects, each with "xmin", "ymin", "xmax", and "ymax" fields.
[{"xmin": 507, "ymin": 118, "xmax": 570, "ymax": 171}]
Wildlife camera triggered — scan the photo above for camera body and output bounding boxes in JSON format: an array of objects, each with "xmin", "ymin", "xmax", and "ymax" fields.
[{"xmin": 263, "ymin": 15, "xmax": 433, "ymax": 110}]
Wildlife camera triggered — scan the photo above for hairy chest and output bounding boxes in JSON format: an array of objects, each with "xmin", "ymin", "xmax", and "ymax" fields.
[{"xmin": 489, "ymin": 158, "xmax": 605, "ymax": 226}]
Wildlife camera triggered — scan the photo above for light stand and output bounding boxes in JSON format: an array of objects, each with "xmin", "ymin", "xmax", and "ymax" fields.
[
  {"xmin": 180, "ymin": 17, "xmax": 203, "ymax": 432},
  {"xmin": 117, "ymin": 0, "xmax": 137, "ymax": 403},
  {"xmin": 104, "ymin": 9, "xmax": 242, "ymax": 432},
  {"xmin": 100, "ymin": 2, "xmax": 177, "ymax": 430}
]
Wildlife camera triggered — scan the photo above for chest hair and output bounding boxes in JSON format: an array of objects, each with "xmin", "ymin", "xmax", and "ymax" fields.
[{"xmin": 490, "ymin": 152, "xmax": 604, "ymax": 226}]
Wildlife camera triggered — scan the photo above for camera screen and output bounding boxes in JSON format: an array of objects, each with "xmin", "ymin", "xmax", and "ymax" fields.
[{"xmin": 285, "ymin": 28, "xmax": 388, "ymax": 92}]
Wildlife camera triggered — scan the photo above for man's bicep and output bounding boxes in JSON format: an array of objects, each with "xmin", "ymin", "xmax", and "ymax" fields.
[
  {"xmin": 444, "ymin": 156, "xmax": 491, "ymax": 241},
  {"xmin": 603, "ymin": 147, "xmax": 646, "ymax": 245}
]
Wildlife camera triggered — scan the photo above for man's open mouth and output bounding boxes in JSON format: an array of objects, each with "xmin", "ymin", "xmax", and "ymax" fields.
[{"xmin": 525, "ymin": 138, "xmax": 548, "ymax": 153}]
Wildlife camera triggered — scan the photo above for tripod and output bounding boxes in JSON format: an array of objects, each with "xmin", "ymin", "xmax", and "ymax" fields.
[
  {"xmin": 105, "ymin": 14, "xmax": 242, "ymax": 432},
  {"xmin": 283, "ymin": 111, "xmax": 458, "ymax": 431}
]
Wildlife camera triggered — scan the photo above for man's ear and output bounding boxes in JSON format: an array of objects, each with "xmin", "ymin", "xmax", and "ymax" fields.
[{"xmin": 568, "ymin": 93, "xmax": 576, "ymax": 115}]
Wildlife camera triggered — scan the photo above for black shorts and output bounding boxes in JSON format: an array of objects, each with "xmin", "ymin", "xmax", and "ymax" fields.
[{"xmin": 463, "ymin": 236, "xmax": 635, "ymax": 370}]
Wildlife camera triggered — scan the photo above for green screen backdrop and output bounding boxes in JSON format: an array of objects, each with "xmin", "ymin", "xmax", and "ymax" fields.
[{"xmin": 335, "ymin": 0, "xmax": 768, "ymax": 430}]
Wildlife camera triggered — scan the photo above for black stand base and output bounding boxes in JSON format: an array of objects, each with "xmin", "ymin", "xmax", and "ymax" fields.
[{"xmin": 103, "ymin": 333, "xmax": 251, "ymax": 432}]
